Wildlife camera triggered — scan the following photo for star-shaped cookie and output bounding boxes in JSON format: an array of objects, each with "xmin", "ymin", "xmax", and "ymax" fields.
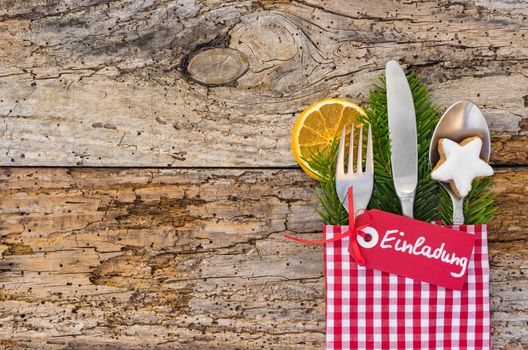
[{"xmin": 432, "ymin": 137, "xmax": 494, "ymax": 199}]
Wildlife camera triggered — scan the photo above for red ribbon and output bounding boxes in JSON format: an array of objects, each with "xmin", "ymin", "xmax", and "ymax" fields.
[{"xmin": 285, "ymin": 187, "xmax": 371, "ymax": 266}]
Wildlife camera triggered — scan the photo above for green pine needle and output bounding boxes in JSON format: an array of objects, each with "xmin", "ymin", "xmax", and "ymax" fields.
[
  {"xmin": 439, "ymin": 177, "xmax": 497, "ymax": 225},
  {"xmin": 304, "ymin": 72, "xmax": 496, "ymax": 225},
  {"xmin": 303, "ymin": 140, "xmax": 348, "ymax": 225}
]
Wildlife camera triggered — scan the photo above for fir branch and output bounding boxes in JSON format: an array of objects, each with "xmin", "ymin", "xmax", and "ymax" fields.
[
  {"xmin": 303, "ymin": 141, "xmax": 348, "ymax": 225},
  {"xmin": 304, "ymin": 72, "xmax": 496, "ymax": 225},
  {"xmin": 439, "ymin": 177, "xmax": 497, "ymax": 225},
  {"xmin": 316, "ymin": 180, "xmax": 348, "ymax": 225}
]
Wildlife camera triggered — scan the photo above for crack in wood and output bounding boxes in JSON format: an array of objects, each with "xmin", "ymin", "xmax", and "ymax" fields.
[{"xmin": 0, "ymin": 167, "xmax": 525, "ymax": 348}]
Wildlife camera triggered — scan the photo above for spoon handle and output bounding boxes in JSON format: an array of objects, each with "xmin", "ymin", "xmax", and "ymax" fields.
[{"xmin": 452, "ymin": 196, "xmax": 464, "ymax": 225}]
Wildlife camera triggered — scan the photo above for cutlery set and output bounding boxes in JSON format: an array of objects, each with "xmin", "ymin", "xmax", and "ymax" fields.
[
  {"xmin": 289, "ymin": 60, "xmax": 495, "ymax": 347},
  {"xmin": 336, "ymin": 60, "xmax": 493, "ymax": 225}
]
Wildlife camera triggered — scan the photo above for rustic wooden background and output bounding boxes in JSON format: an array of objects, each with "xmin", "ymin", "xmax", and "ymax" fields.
[{"xmin": 0, "ymin": 1, "xmax": 527, "ymax": 349}]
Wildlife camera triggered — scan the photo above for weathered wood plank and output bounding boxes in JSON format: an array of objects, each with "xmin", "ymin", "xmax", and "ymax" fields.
[
  {"xmin": 0, "ymin": 1, "xmax": 527, "ymax": 167},
  {"xmin": 0, "ymin": 167, "xmax": 526, "ymax": 349}
]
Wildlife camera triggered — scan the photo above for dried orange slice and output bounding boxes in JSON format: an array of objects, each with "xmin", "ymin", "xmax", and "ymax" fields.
[{"xmin": 291, "ymin": 98, "xmax": 366, "ymax": 179}]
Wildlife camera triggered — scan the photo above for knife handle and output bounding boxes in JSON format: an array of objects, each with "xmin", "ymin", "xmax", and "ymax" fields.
[{"xmin": 399, "ymin": 195, "xmax": 414, "ymax": 219}]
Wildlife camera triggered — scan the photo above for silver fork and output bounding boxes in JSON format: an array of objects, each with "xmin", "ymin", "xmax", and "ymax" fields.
[{"xmin": 336, "ymin": 125, "xmax": 374, "ymax": 215}]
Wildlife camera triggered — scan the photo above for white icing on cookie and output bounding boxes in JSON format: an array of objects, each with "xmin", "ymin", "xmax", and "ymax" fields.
[{"xmin": 432, "ymin": 137, "xmax": 494, "ymax": 198}]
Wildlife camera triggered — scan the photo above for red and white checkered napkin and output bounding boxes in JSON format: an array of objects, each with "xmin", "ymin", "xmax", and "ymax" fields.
[{"xmin": 324, "ymin": 224, "xmax": 490, "ymax": 350}]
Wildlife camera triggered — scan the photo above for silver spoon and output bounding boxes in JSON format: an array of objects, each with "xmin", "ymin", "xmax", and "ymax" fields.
[{"xmin": 428, "ymin": 101, "xmax": 491, "ymax": 224}]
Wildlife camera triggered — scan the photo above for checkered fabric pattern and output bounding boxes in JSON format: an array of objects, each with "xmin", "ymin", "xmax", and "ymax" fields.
[{"xmin": 324, "ymin": 224, "xmax": 490, "ymax": 350}]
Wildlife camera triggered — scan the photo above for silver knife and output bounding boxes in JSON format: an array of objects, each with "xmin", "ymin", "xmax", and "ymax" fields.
[{"xmin": 386, "ymin": 60, "xmax": 418, "ymax": 218}]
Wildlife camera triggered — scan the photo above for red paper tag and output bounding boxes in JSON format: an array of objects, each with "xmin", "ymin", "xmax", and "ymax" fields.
[{"xmin": 353, "ymin": 210, "xmax": 475, "ymax": 290}]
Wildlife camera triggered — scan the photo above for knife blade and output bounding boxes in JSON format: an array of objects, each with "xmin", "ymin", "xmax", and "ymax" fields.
[{"xmin": 385, "ymin": 60, "xmax": 418, "ymax": 218}]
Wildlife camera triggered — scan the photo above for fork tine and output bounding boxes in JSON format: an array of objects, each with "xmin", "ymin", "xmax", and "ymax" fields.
[
  {"xmin": 366, "ymin": 124, "xmax": 373, "ymax": 173},
  {"xmin": 356, "ymin": 125, "xmax": 363, "ymax": 174},
  {"xmin": 347, "ymin": 124, "xmax": 355, "ymax": 174},
  {"xmin": 336, "ymin": 127, "xmax": 346, "ymax": 176}
]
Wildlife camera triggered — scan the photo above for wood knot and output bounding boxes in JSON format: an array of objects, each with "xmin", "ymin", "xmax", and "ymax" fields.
[{"xmin": 186, "ymin": 48, "xmax": 248, "ymax": 86}]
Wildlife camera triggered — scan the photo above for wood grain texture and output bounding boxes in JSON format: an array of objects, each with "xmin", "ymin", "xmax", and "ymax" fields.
[
  {"xmin": 1, "ymin": 1, "xmax": 527, "ymax": 349},
  {"xmin": 0, "ymin": 0, "xmax": 527, "ymax": 167},
  {"xmin": 0, "ymin": 167, "xmax": 526, "ymax": 349}
]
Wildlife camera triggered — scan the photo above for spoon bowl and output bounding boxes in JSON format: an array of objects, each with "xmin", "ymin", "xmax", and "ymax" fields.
[{"xmin": 429, "ymin": 101, "xmax": 491, "ymax": 224}]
